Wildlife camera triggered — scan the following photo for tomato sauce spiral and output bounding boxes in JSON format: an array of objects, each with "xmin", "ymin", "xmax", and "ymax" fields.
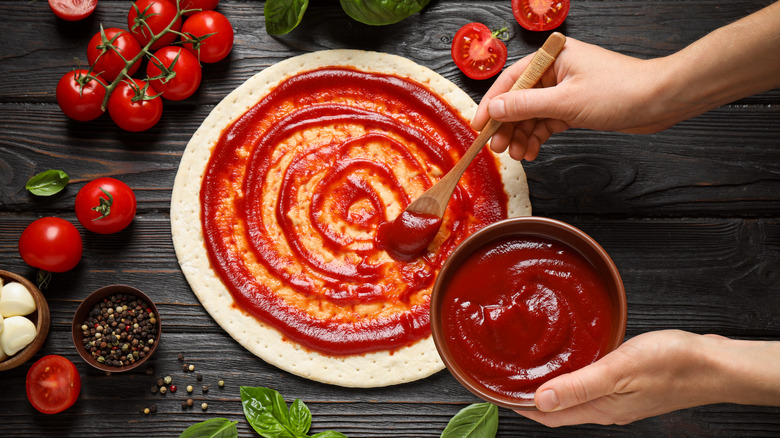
[{"xmin": 201, "ymin": 67, "xmax": 507, "ymax": 355}]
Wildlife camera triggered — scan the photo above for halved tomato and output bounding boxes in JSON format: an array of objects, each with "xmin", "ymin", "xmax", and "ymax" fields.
[
  {"xmin": 512, "ymin": 0, "xmax": 570, "ymax": 32},
  {"xmin": 26, "ymin": 355, "xmax": 81, "ymax": 414},
  {"xmin": 451, "ymin": 23, "xmax": 508, "ymax": 80}
]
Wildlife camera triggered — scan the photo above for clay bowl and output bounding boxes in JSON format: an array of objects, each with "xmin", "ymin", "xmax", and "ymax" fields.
[
  {"xmin": 430, "ymin": 216, "xmax": 627, "ymax": 410},
  {"xmin": 0, "ymin": 270, "xmax": 51, "ymax": 372},
  {"xmin": 72, "ymin": 284, "xmax": 161, "ymax": 373}
]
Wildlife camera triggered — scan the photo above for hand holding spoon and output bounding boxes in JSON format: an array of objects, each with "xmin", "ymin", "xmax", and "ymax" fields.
[{"xmin": 377, "ymin": 32, "xmax": 567, "ymax": 260}]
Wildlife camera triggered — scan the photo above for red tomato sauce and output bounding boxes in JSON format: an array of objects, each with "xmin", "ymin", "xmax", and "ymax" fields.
[
  {"xmin": 200, "ymin": 67, "xmax": 508, "ymax": 355},
  {"xmin": 376, "ymin": 210, "xmax": 442, "ymax": 261},
  {"xmin": 440, "ymin": 236, "xmax": 613, "ymax": 399}
]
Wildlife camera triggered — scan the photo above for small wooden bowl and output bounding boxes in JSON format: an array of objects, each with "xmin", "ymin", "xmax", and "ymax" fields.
[
  {"xmin": 430, "ymin": 217, "xmax": 627, "ymax": 409},
  {"xmin": 72, "ymin": 284, "xmax": 161, "ymax": 373},
  {"xmin": 0, "ymin": 270, "xmax": 50, "ymax": 372}
]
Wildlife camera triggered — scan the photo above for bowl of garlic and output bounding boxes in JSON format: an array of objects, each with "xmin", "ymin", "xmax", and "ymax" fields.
[{"xmin": 0, "ymin": 270, "xmax": 50, "ymax": 371}]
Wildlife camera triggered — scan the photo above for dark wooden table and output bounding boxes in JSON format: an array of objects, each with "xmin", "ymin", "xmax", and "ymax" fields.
[{"xmin": 1, "ymin": 0, "xmax": 779, "ymax": 436}]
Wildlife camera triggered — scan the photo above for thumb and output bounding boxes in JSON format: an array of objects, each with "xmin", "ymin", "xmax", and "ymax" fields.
[
  {"xmin": 487, "ymin": 87, "xmax": 566, "ymax": 123},
  {"xmin": 534, "ymin": 360, "xmax": 620, "ymax": 412}
]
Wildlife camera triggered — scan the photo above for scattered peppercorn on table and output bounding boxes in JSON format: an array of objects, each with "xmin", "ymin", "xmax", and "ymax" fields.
[{"xmin": 1, "ymin": 0, "xmax": 779, "ymax": 436}]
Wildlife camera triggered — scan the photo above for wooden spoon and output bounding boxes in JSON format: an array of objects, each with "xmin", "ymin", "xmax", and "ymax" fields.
[
  {"xmin": 406, "ymin": 32, "xmax": 566, "ymax": 218},
  {"xmin": 377, "ymin": 32, "xmax": 566, "ymax": 260}
]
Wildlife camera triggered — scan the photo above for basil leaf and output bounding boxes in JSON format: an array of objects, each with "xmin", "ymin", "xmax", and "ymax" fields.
[
  {"xmin": 311, "ymin": 432, "xmax": 349, "ymax": 438},
  {"xmin": 339, "ymin": 0, "xmax": 431, "ymax": 26},
  {"xmin": 179, "ymin": 418, "xmax": 239, "ymax": 438},
  {"xmin": 265, "ymin": 0, "xmax": 309, "ymax": 35},
  {"xmin": 240, "ymin": 386, "xmax": 299, "ymax": 438},
  {"xmin": 441, "ymin": 403, "xmax": 498, "ymax": 438},
  {"xmin": 289, "ymin": 399, "xmax": 312, "ymax": 435},
  {"xmin": 25, "ymin": 169, "xmax": 69, "ymax": 196}
]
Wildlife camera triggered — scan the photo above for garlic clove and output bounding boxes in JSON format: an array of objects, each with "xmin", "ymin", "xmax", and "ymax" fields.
[
  {"xmin": 0, "ymin": 316, "xmax": 37, "ymax": 356},
  {"xmin": 0, "ymin": 281, "xmax": 37, "ymax": 317}
]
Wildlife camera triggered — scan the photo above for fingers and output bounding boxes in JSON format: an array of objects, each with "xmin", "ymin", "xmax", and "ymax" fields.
[
  {"xmin": 472, "ymin": 54, "xmax": 535, "ymax": 130},
  {"xmin": 534, "ymin": 358, "xmax": 621, "ymax": 412}
]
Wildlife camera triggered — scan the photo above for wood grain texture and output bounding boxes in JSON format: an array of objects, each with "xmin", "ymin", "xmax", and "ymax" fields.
[{"xmin": 1, "ymin": 0, "xmax": 779, "ymax": 436}]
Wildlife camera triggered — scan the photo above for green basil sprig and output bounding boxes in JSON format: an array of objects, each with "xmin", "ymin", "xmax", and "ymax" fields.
[
  {"xmin": 265, "ymin": 0, "xmax": 309, "ymax": 35},
  {"xmin": 25, "ymin": 169, "xmax": 69, "ymax": 196},
  {"xmin": 264, "ymin": 0, "xmax": 430, "ymax": 34},
  {"xmin": 441, "ymin": 403, "xmax": 498, "ymax": 438},
  {"xmin": 179, "ymin": 418, "xmax": 239, "ymax": 438},
  {"xmin": 339, "ymin": 0, "xmax": 431, "ymax": 26},
  {"xmin": 240, "ymin": 386, "xmax": 347, "ymax": 438}
]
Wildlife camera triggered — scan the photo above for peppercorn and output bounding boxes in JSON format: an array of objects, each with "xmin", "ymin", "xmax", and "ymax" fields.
[
  {"xmin": 202, "ymin": 385, "xmax": 209, "ymax": 394},
  {"xmin": 178, "ymin": 353, "xmax": 184, "ymax": 361},
  {"xmin": 149, "ymin": 405, "xmax": 157, "ymax": 413},
  {"xmin": 201, "ymin": 402, "xmax": 208, "ymax": 411},
  {"xmin": 182, "ymin": 364, "xmax": 189, "ymax": 372},
  {"xmin": 196, "ymin": 372, "xmax": 202, "ymax": 381},
  {"xmin": 188, "ymin": 364, "xmax": 195, "ymax": 372},
  {"xmin": 170, "ymin": 385, "xmax": 177, "ymax": 393},
  {"xmin": 187, "ymin": 398, "xmax": 194, "ymax": 407},
  {"xmin": 156, "ymin": 377, "xmax": 165, "ymax": 387},
  {"xmin": 181, "ymin": 400, "xmax": 188, "ymax": 409},
  {"xmin": 218, "ymin": 380, "xmax": 225, "ymax": 388},
  {"xmin": 143, "ymin": 407, "xmax": 150, "ymax": 415},
  {"xmin": 186, "ymin": 385, "xmax": 193, "ymax": 393},
  {"xmin": 151, "ymin": 385, "xmax": 158, "ymax": 394},
  {"xmin": 159, "ymin": 386, "xmax": 167, "ymax": 394}
]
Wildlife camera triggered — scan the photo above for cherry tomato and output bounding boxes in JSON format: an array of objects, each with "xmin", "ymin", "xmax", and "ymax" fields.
[
  {"xmin": 451, "ymin": 23, "xmax": 508, "ymax": 80},
  {"xmin": 181, "ymin": 10, "xmax": 234, "ymax": 63},
  {"xmin": 146, "ymin": 46, "xmax": 202, "ymax": 101},
  {"xmin": 512, "ymin": 0, "xmax": 570, "ymax": 32},
  {"xmin": 48, "ymin": 0, "xmax": 97, "ymax": 21},
  {"xmin": 86, "ymin": 28, "xmax": 142, "ymax": 82},
  {"xmin": 26, "ymin": 355, "xmax": 81, "ymax": 414},
  {"xmin": 108, "ymin": 78, "xmax": 163, "ymax": 132},
  {"xmin": 181, "ymin": 0, "xmax": 219, "ymax": 16},
  {"xmin": 128, "ymin": 0, "xmax": 182, "ymax": 51},
  {"xmin": 18, "ymin": 217, "xmax": 83, "ymax": 273},
  {"xmin": 56, "ymin": 69, "xmax": 107, "ymax": 122},
  {"xmin": 75, "ymin": 177, "xmax": 137, "ymax": 234}
]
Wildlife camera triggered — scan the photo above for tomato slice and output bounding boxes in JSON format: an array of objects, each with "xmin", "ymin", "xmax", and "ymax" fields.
[
  {"xmin": 451, "ymin": 23, "xmax": 508, "ymax": 80},
  {"xmin": 26, "ymin": 355, "xmax": 81, "ymax": 414},
  {"xmin": 512, "ymin": 0, "xmax": 570, "ymax": 31},
  {"xmin": 48, "ymin": 0, "xmax": 98, "ymax": 22}
]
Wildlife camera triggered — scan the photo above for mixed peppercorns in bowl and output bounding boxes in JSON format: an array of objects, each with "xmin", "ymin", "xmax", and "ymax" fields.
[{"xmin": 72, "ymin": 284, "xmax": 161, "ymax": 372}]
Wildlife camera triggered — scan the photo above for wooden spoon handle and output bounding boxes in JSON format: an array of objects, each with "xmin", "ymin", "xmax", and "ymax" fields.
[{"xmin": 407, "ymin": 32, "xmax": 566, "ymax": 217}]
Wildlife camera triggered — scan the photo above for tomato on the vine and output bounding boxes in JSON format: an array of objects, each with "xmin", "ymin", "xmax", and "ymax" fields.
[
  {"xmin": 146, "ymin": 46, "xmax": 202, "ymax": 101},
  {"xmin": 181, "ymin": 10, "xmax": 234, "ymax": 63},
  {"xmin": 108, "ymin": 78, "xmax": 163, "ymax": 132},
  {"xmin": 181, "ymin": 0, "xmax": 219, "ymax": 16},
  {"xmin": 75, "ymin": 177, "xmax": 137, "ymax": 234},
  {"xmin": 451, "ymin": 23, "xmax": 508, "ymax": 80},
  {"xmin": 86, "ymin": 28, "xmax": 143, "ymax": 82},
  {"xmin": 18, "ymin": 217, "xmax": 83, "ymax": 273},
  {"xmin": 512, "ymin": 0, "xmax": 570, "ymax": 32},
  {"xmin": 26, "ymin": 355, "xmax": 81, "ymax": 414},
  {"xmin": 48, "ymin": 0, "xmax": 97, "ymax": 21},
  {"xmin": 128, "ymin": 0, "xmax": 182, "ymax": 51},
  {"xmin": 56, "ymin": 69, "xmax": 107, "ymax": 122}
]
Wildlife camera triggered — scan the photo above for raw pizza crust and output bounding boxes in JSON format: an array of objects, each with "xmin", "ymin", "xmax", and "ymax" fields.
[{"xmin": 171, "ymin": 50, "xmax": 531, "ymax": 387}]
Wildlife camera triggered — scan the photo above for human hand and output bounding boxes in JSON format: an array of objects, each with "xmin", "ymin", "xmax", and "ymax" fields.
[
  {"xmin": 516, "ymin": 330, "xmax": 735, "ymax": 426},
  {"xmin": 472, "ymin": 37, "xmax": 680, "ymax": 161}
]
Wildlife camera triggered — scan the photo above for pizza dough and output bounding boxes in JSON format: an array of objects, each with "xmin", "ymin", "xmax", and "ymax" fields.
[{"xmin": 171, "ymin": 50, "xmax": 531, "ymax": 387}]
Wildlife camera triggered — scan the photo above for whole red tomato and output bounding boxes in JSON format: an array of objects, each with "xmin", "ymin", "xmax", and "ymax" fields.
[
  {"xmin": 26, "ymin": 355, "xmax": 81, "ymax": 414},
  {"xmin": 512, "ymin": 0, "xmax": 570, "ymax": 32},
  {"xmin": 108, "ymin": 78, "xmax": 163, "ymax": 132},
  {"xmin": 146, "ymin": 46, "xmax": 202, "ymax": 101},
  {"xmin": 48, "ymin": 0, "xmax": 97, "ymax": 21},
  {"xmin": 86, "ymin": 28, "xmax": 143, "ymax": 82},
  {"xmin": 56, "ymin": 69, "xmax": 107, "ymax": 122},
  {"xmin": 18, "ymin": 217, "xmax": 83, "ymax": 273},
  {"xmin": 181, "ymin": 10, "xmax": 234, "ymax": 63},
  {"xmin": 128, "ymin": 0, "xmax": 182, "ymax": 51},
  {"xmin": 75, "ymin": 177, "xmax": 137, "ymax": 234},
  {"xmin": 451, "ymin": 23, "xmax": 508, "ymax": 80},
  {"xmin": 181, "ymin": 0, "xmax": 219, "ymax": 16}
]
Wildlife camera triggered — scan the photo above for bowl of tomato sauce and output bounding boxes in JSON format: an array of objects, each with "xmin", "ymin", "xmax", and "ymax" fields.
[{"xmin": 430, "ymin": 216, "xmax": 627, "ymax": 409}]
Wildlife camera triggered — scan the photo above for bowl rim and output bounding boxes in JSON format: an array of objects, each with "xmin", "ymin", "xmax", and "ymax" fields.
[
  {"xmin": 0, "ymin": 270, "xmax": 50, "ymax": 372},
  {"xmin": 71, "ymin": 284, "xmax": 161, "ymax": 373},
  {"xmin": 430, "ymin": 216, "xmax": 627, "ymax": 410}
]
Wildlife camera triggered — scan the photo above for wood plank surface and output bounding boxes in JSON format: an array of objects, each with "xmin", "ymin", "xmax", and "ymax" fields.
[{"xmin": 1, "ymin": 0, "xmax": 779, "ymax": 436}]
